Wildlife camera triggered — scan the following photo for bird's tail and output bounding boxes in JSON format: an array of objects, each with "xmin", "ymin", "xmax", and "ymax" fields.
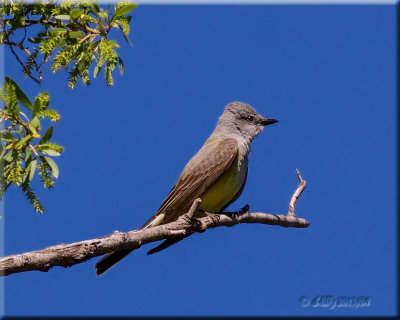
[
  {"xmin": 95, "ymin": 218, "xmax": 158, "ymax": 276},
  {"xmin": 95, "ymin": 248, "xmax": 135, "ymax": 276},
  {"xmin": 146, "ymin": 234, "xmax": 190, "ymax": 255},
  {"xmin": 95, "ymin": 213, "xmax": 180, "ymax": 275}
]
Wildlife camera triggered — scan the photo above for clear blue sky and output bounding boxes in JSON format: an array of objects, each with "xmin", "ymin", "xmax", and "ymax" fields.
[{"xmin": 2, "ymin": 4, "xmax": 396, "ymax": 316}]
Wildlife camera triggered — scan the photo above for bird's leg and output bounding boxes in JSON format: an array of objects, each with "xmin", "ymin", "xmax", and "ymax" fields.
[
  {"xmin": 181, "ymin": 214, "xmax": 201, "ymax": 226},
  {"xmin": 224, "ymin": 204, "xmax": 250, "ymax": 218}
]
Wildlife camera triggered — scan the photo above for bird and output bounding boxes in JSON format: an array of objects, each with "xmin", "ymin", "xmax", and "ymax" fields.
[{"xmin": 95, "ymin": 101, "xmax": 278, "ymax": 275}]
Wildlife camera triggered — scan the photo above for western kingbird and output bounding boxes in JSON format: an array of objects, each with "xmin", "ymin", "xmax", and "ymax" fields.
[{"xmin": 95, "ymin": 101, "xmax": 277, "ymax": 275}]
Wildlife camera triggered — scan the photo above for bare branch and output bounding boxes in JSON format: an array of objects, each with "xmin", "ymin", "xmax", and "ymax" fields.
[
  {"xmin": 3, "ymin": 39, "xmax": 43, "ymax": 85},
  {"xmin": 0, "ymin": 169, "xmax": 309, "ymax": 277},
  {"xmin": 288, "ymin": 168, "xmax": 306, "ymax": 217},
  {"xmin": 186, "ymin": 198, "xmax": 202, "ymax": 219}
]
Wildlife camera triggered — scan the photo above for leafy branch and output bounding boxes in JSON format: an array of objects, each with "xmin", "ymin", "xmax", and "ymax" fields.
[
  {"xmin": 0, "ymin": 1, "xmax": 137, "ymax": 213},
  {"xmin": 0, "ymin": 77, "xmax": 62, "ymax": 213},
  {"xmin": 0, "ymin": 0, "xmax": 137, "ymax": 88}
]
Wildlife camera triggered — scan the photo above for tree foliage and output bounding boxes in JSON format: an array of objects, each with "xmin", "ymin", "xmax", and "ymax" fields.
[
  {"xmin": 0, "ymin": 77, "xmax": 62, "ymax": 213},
  {"xmin": 1, "ymin": 0, "xmax": 136, "ymax": 87},
  {"xmin": 0, "ymin": 1, "xmax": 137, "ymax": 212}
]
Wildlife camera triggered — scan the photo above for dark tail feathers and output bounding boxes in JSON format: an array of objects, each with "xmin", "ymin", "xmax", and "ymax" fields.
[
  {"xmin": 147, "ymin": 234, "xmax": 190, "ymax": 255},
  {"xmin": 95, "ymin": 248, "xmax": 134, "ymax": 276},
  {"xmin": 96, "ymin": 234, "xmax": 192, "ymax": 275}
]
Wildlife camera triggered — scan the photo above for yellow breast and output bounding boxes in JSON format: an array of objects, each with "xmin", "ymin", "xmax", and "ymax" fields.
[{"xmin": 199, "ymin": 151, "xmax": 247, "ymax": 213}]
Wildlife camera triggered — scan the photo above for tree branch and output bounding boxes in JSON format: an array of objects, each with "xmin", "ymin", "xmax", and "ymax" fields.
[
  {"xmin": 0, "ymin": 169, "xmax": 309, "ymax": 277},
  {"xmin": 3, "ymin": 38, "xmax": 43, "ymax": 85}
]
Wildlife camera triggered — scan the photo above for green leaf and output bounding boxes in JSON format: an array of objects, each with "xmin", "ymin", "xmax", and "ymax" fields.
[
  {"xmin": 32, "ymin": 99, "xmax": 41, "ymax": 118},
  {"xmin": 69, "ymin": 8, "xmax": 82, "ymax": 19},
  {"xmin": 29, "ymin": 126, "xmax": 37, "ymax": 136},
  {"xmin": 5, "ymin": 77, "xmax": 32, "ymax": 111},
  {"xmin": 39, "ymin": 126, "xmax": 53, "ymax": 144},
  {"xmin": 97, "ymin": 23, "xmax": 106, "ymax": 36},
  {"xmin": 0, "ymin": 147, "xmax": 5, "ymax": 161},
  {"xmin": 30, "ymin": 117, "xmax": 41, "ymax": 131},
  {"xmin": 43, "ymin": 156, "xmax": 59, "ymax": 178},
  {"xmin": 93, "ymin": 64, "xmax": 102, "ymax": 78},
  {"xmin": 118, "ymin": 57, "xmax": 124, "ymax": 75},
  {"xmin": 93, "ymin": 4, "xmax": 101, "ymax": 12},
  {"xmin": 88, "ymin": 4, "xmax": 100, "ymax": 15},
  {"xmin": 3, "ymin": 151, "xmax": 13, "ymax": 162},
  {"xmin": 2, "ymin": 131, "xmax": 14, "ymax": 141},
  {"xmin": 24, "ymin": 158, "xmax": 37, "ymax": 186},
  {"xmin": 0, "ymin": 88, "xmax": 8, "ymax": 104},
  {"xmin": 25, "ymin": 149, "xmax": 31, "ymax": 162},
  {"xmin": 49, "ymin": 27, "xmax": 67, "ymax": 35},
  {"xmin": 55, "ymin": 15, "xmax": 71, "ymax": 20},
  {"xmin": 11, "ymin": 100, "xmax": 20, "ymax": 118},
  {"xmin": 88, "ymin": 40, "xmax": 100, "ymax": 50},
  {"xmin": 68, "ymin": 31, "xmax": 84, "ymax": 39},
  {"xmin": 15, "ymin": 134, "xmax": 32, "ymax": 149},
  {"xmin": 114, "ymin": 4, "xmax": 137, "ymax": 18},
  {"xmin": 41, "ymin": 149, "xmax": 61, "ymax": 156},
  {"xmin": 29, "ymin": 159, "xmax": 37, "ymax": 182}
]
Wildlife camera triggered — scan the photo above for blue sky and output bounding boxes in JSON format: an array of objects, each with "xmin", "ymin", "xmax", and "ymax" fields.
[{"xmin": 1, "ymin": 4, "xmax": 396, "ymax": 316}]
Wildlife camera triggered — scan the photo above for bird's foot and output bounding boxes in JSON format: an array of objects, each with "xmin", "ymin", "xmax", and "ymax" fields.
[
  {"xmin": 182, "ymin": 214, "xmax": 201, "ymax": 226},
  {"xmin": 204, "ymin": 211, "xmax": 220, "ymax": 226}
]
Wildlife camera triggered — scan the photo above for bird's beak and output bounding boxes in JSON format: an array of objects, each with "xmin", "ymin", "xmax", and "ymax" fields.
[{"xmin": 261, "ymin": 118, "xmax": 278, "ymax": 126}]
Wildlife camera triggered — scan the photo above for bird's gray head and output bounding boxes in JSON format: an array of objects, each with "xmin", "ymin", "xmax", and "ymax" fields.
[{"xmin": 214, "ymin": 101, "xmax": 278, "ymax": 142}]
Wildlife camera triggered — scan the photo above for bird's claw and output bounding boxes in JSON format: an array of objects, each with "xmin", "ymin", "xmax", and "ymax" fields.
[
  {"xmin": 182, "ymin": 214, "xmax": 201, "ymax": 226},
  {"xmin": 205, "ymin": 211, "xmax": 220, "ymax": 226}
]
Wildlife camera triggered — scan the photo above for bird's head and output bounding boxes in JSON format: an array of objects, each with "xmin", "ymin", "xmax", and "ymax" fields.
[{"xmin": 216, "ymin": 101, "xmax": 278, "ymax": 142}]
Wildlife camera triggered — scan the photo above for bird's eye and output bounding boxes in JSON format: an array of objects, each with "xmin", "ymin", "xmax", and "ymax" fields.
[{"xmin": 246, "ymin": 116, "xmax": 254, "ymax": 121}]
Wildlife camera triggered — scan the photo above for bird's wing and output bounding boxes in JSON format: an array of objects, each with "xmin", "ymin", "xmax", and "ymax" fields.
[
  {"xmin": 95, "ymin": 137, "xmax": 239, "ymax": 275},
  {"xmin": 141, "ymin": 137, "xmax": 239, "ymax": 228}
]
